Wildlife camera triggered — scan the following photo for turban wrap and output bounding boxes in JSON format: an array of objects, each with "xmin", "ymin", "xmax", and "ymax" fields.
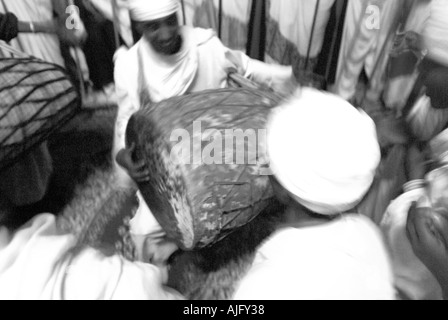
[
  {"xmin": 267, "ymin": 88, "xmax": 381, "ymax": 215},
  {"xmin": 128, "ymin": 0, "xmax": 180, "ymax": 22}
]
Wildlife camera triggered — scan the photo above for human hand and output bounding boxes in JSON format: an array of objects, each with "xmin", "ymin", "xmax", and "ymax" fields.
[
  {"xmin": 143, "ymin": 238, "xmax": 179, "ymax": 269},
  {"xmin": 116, "ymin": 143, "xmax": 150, "ymax": 183},
  {"xmin": 390, "ymin": 31, "xmax": 423, "ymax": 57},
  {"xmin": 407, "ymin": 201, "xmax": 448, "ymax": 297},
  {"xmin": 405, "ymin": 31, "xmax": 423, "ymax": 53}
]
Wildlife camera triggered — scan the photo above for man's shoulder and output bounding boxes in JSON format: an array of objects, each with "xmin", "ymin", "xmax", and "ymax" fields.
[
  {"xmin": 114, "ymin": 43, "xmax": 141, "ymax": 78},
  {"xmin": 115, "ymin": 44, "xmax": 139, "ymax": 59}
]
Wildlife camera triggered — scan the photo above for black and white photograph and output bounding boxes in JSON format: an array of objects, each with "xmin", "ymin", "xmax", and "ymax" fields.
[{"xmin": 0, "ymin": 0, "xmax": 447, "ymax": 302}]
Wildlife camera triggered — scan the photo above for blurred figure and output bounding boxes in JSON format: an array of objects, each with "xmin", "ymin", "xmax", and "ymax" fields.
[
  {"xmin": 0, "ymin": 0, "xmax": 86, "ymax": 65},
  {"xmin": 406, "ymin": 67, "xmax": 448, "ymax": 143},
  {"xmin": 381, "ymin": 145, "xmax": 448, "ymax": 300},
  {"xmin": 0, "ymin": 0, "xmax": 86, "ymax": 213},
  {"xmin": 233, "ymin": 88, "xmax": 394, "ymax": 300},
  {"xmin": 114, "ymin": 0, "xmax": 298, "ymax": 266},
  {"xmin": 332, "ymin": 0, "xmax": 405, "ymax": 109},
  {"xmin": 0, "ymin": 213, "xmax": 184, "ymax": 300}
]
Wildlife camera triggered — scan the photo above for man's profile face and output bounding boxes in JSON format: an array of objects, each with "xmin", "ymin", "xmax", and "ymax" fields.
[{"xmin": 138, "ymin": 13, "xmax": 182, "ymax": 55}]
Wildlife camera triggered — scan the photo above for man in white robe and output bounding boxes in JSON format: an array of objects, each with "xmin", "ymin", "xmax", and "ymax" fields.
[
  {"xmin": 233, "ymin": 88, "xmax": 395, "ymax": 300},
  {"xmin": 0, "ymin": 214, "xmax": 184, "ymax": 300},
  {"xmin": 381, "ymin": 135, "xmax": 448, "ymax": 300},
  {"xmin": 113, "ymin": 0, "xmax": 297, "ymax": 265}
]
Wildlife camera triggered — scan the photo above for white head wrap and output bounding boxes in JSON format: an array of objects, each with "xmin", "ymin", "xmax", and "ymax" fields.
[
  {"xmin": 267, "ymin": 88, "xmax": 381, "ymax": 215},
  {"xmin": 128, "ymin": 0, "xmax": 180, "ymax": 22}
]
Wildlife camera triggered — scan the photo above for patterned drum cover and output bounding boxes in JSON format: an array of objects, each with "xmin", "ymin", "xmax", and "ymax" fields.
[
  {"xmin": 126, "ymin": 88, "xmax": 283, "ymax": 250},
  {"xmin": 0, "ymin": 57, "xmax": 80, "ymax": 172}
]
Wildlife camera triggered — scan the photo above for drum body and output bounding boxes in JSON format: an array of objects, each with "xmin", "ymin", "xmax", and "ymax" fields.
[
  {"xmin": 0, "ymin": 57, "xmax": 80, "ymax": 172},
  {"xmin": 126, "ymin": 88, "xmax": 282, "ymax": 250}
]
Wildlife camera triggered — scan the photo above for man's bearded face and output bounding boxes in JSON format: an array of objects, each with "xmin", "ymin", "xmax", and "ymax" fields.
[{"xmin": 140, "ymin": 13, "xmax": 182, "ymax": 55}]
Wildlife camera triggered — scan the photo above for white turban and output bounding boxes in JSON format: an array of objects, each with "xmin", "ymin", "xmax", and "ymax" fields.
[
  {"xmin": 128, "ymin": 0, "xmax": 180, "ymax": 22},
  {"xmin": 267, "ymin": 88, "xmax": 381, "ymax": 215}
]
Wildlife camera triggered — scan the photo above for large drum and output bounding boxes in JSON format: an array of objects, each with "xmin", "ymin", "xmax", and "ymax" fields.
[
  {"xmin": 0, "ymin": 55, "xmax": 81, "ymax": 172},
  {"xmin": 126, "ymin": 88, "xmax": 283, "ymax": 250}
]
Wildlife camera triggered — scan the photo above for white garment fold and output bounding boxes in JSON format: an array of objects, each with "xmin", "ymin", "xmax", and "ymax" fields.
[
  {"xmin": 234, "ymin": 215, "xmax": 395, "ymax": 300},
  {"xmin": 0, "ymin": 214, "xmax": 184, "ymax": 300}
]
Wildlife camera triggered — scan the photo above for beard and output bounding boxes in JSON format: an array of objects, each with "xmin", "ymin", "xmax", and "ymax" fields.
[{"xmin": 153, "ymin": 34, "xmax": 183, "ymax": 56}]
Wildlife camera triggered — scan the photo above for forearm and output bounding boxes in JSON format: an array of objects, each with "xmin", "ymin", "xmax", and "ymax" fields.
[
  {"xmin": 245, "ymin": 59, "xmax": 293, "ymax": 85},
  {"xmin": 17, "ymin": 20, "xmax": 57, "ymax": 34},
  {"xmin": 224, "ymin": 47, "xmax": 297, "ymax": 95},
  {"xmin": 245, "ymin": 58, "xmax": 298, "ymax": 97}
]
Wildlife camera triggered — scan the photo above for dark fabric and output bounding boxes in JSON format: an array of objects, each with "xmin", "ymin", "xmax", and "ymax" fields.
[
  {"xmin": 246, "ymin": 0, "xmax": 266, "ymax": 61},
  {"xmin": 315, "ymin": 0, "xmax": 348, "ymax": 86},
  {"xmin": 0, "ymin": 12, "xmax": 18, "ymax": 42},
  {"xmin": 403, "ymin": 58, "xmax": 448, "ymax": 117},
  {"xmin": 75, "ymin": 0, "xmax": 121, "ymax": 90},
  {"xmin": 424, "ymin": 66, "xmax": 448, "ymax": 110}
]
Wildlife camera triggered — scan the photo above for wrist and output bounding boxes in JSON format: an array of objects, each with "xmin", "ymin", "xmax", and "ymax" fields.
[{"xmin": 403, "ymin": 179, "xmax": 426, "ymax": 193}]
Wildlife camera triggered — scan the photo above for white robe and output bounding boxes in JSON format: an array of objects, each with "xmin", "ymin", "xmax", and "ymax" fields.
[
  {"xmin": 233, "ymin": 214, "xmax": 395, "ymax": 300},
  {"xmin": 0, "ymin": 214, "xmax": 184, "ymax": 300},
  {"xmin": 422, "ymin": 0, "xmax": 448, "ymax": 66},
  {"xmin": 332, "ymin": 0, "xmax": 403, "ymax": 102}
]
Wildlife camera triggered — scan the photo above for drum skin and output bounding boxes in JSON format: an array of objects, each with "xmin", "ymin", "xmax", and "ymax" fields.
[{"xmin": 126, "ymin": 88, "xmax": 283, "ymax": 250}]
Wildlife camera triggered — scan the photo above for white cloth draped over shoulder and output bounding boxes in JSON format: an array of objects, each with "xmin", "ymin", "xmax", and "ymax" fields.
[{"xmin": 0, "ymin": 214, "xmax": 184, "ymax": 300}]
